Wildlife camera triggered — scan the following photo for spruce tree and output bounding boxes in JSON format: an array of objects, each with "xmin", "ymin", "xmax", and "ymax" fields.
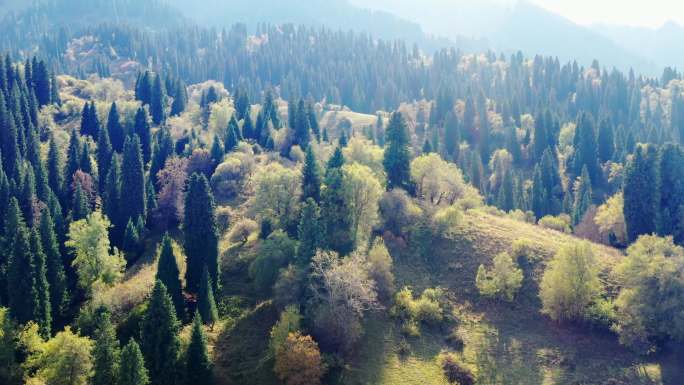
[
  {"xmin": 135, "ymin": 71, "xmax": 153, "ymax": 106},
  {"xmin": 297, "ymin": 198, "xmax": 321, "ymax": 266},
  {"xmin": 183, "ymin": 173, "xmax": 219, "ymax": 294},
  {"xmin": 40, "ymin": 208, "xmax": 68, "ymax": 323},
  {"xmin": 227, "ymin": 114, "xmax": 241, "ymax": 140},
  {"xmin": 66, "ymin": 129, "xmax": 81, "ymax": 185},
  {"xmin": 30, "ymin": 228, "xmax": 51, "ymax": 338},
  {"xmin": 185, "ymin": 312, "xmax": 213, "ymax": 385},
  {"xmin": 321, "ymin": 148, "xmax": 354, "ymax": 255},
  {"xmin": 151, "ymin": 75, "xmax": 166, "ymax": 125},
  {"xmin": 197, "ymin": 266, "xmax": 218, "ymax": 325},
  {"xmin": 307, "ymin": 102, "xmax": 320, "ymax": 141},
  {"xmin": 624, "ymin": 144, "xmax": 659, "ymax": 242},
  {"xmin": 572, "ymin": 166, "xmax": 593, "ymax": 225},
  {"xmin": 104, "ymin": 155, "xmax": 122, "ymax": 243},
  {"xmin": 47, "ymin": 135, "xmax": 64, "ymax": 201},
  {"xmin": 141, "ymin": 281, "xmax": 180, "ymax": 385},
  {"xmin": 170, "ymin": 81, "xmax": 187, "ymax": 117},
  {"xmin": 80, "ymin": 141, "xmax": 92, "ymax": 175},
  {"xmin": 108, "ymin": 102, "xmax": 125, "ymax": 153},
  {"xmin": 571, "ymin": 112, "xmax": 600, "ymax": 184},
  {"xmin": 97, "ymin": 126, "xmax": 113, "ymax": 194},
  {"xmin": 210, "ymin": 134, "xmax": 224, "ymax": 166},
  {"xmin": 118, "ymin": 340, "xmax": 149, "ymax": 385},
  {"xmin": 93, "ymin": 311, "xmax": 121, "ymax": 385},
  {"xmin": 225, "ymin": 123, "xmax": 239, "ymax": 152},
  {"xmin": 72, "ymin": 182, "xmax": 91, "ymax": 221},
  {"xmin": 123, "ymin": 219, "xmax": 140, "ymax": 263},
  {"xmin": 242, "ymin": 112, "xmax": 254, "ymax": 141},
  {"xmin": 121, "ymin": 135, "xmax": 146, "ymax": 226},
  {"xmin": 301, "ymin": 146, "xmax": 321, "ymax": 203},
  {"xmin": 597, "ymin": 116, "xmax": 614, "ymax": 163},
  {"xmin": 383, "ymin": 112, "xmax": 412, "ymax": 192},
  {"xmin": 293, "ymin": 99, "xmax": 311, "ymax": 148},
  {"xmin": 497, "ymin": 169, "xmax": 514, "ymax": 212},
  {"xmin": 134, "ymin": 107, "xmax": 152, "ymax": 164},
  {"xmin": 155, "ymin": 234, "xmax": 184, "ymax": 319},
  {"xmin": 6, "ymin": 199, "xmax": 38, "ymax": 326},
  {"xmin": 150, "ymin": 128, "xmax": 174, "ymax": 188}
]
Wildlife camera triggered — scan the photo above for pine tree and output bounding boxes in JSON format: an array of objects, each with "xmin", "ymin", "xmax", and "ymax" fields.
[
  {"xmin": 72, "ymin": 182, "xmax": 91, "ymax": 221},
  {"xmin": 118, "ymin": 340, "xmax": 149, "ymax": 385},
  {"xmin": 30, "ymin": 228, "xmax": 51, "ymax": 338},
  {"xmin": 151, "ymin": 75, "xmax": 166, "ymax": 125},
  {"xmin": 80, "ymin": 141, "xmax": 92, "ymax": 175},
  {"xmin": 531, "ymin": 165, "xmax": 547, "ymax": 220},
  {"xmin": 123, "ymin": 219, "xmax": 140, "ymax": 263},
  {"xmin": 293, "ymin": 99, "xmax": 311, "ymax": 148},
  {"xmin": 301, "ymin": 146, "xmax": 321, "ymax": 203},
  {"xmin": 210, "ymin": 134, "xmax": 224, "ymax": 166},
  {"xmin": 624, "ymin": 144, "xmax": 659, "ymax": 242},
  {"xmin": 597, "ymin": 116, "xmax": 614, "ymax": 163},
  {"xmin": 155, "ymin": 234, "xmax": 184, "ymax": 318},
  {"xmin": 242, "ymin": 112, "xmax": 255, "ymax": 141},
  {"xmin": 141, "ymin": 281, "xmax": 180, "ymax": 385},
  {"xmin": 47, "ymin": 135, "xmax": 64, "ymax": 201},
  {"xmin": 92, "ymin": 311, "xmax": 120, "ymax": 385},
  {"xmin": 104, "ymin": 155, "xmax": 122, "ymax": 244},
  {"xmin": 136, "ymin": 71, "xmax": 153, "ymax": 106},
  {"xmin": 149, "ymin": 128, "xmax": 174, "ymax": 188},
  {"xmin": 134, "ymin": 107, "xmax": 152, "ymax": 164},
  {"xmin": 40, "ymin": 208, "xmax": 68, "ymax": 323},
  {"xmin": 497, "ymin": 169, "xmax": 514, "ymax": 212},
  {"xmin": 297, "ymin": 198, "xmax": 321, "ymax": 266},
  {"xmin": 121, "ymin": 135, "xmax": 146, "ymax": 226},
  {"xmin": 224, "ymin": 123, "xmax": 239, "ymax": 152},
  {"xmin": 227, "ymin": 114, "xmax": 241, "ymax": 140},
  {"xmin": 6, "ymin": 199, "xmax": 38, "ymax": 325},
  {"xmin": 572, "ymin": 166, "xmax": 593, "ymax": 225},
  {"xmin": 307, "ymin": 102, "xmax": 320, "ymax": 141},
  {"xmin": 321, "ymin": 148, "xmax": 354, "ymax": 255},
  {"xmin": 170, "ymin": 81, "xmax": 187, "ymax": 117},
  {"xmin": 97, "ymin": 126, "xmax": 113, "ymax": 194},
  {"xmin": 183, "ymin": 173, "xmax": 219, "ymax": 294},
  {"xmin": 571, "ymin": 112, "xmax": 600, "ymax": 184},
  {"xmin": 108, "ymin": 102, "xmax": 125, "ymax": 153},
  {"xmin": 185, "ymin": 312, "xmax": 213, "ymax": 385},
  {"xmin": 66, "ymin": 129, "xmax": 81, "ymax": 185},
  {"xmin": 383, "ymin": 112, "xmax": 412, "ymax": 192},
  {"xmin": 197, "ymin": 266, "xmax": 218, "ymax": 326}
]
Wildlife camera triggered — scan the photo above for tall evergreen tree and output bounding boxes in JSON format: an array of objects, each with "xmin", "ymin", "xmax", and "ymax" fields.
[
  {"xmin": 155, "ymin": 234, "xmax": 184, "ymax": 319},
  {"xmin": 497, "ymin": 169, "xmax": 514, "ymax": 212},
  {"xmin": 6, "ymin": 199, "xmax": 38, "ymax": 325},
  {"xmin": 135, "ymin": 71, "xmax": 153, "ymax": 106},
  {"xmin": 29, "ymin": 228, "xmax": 51, "ymax": 338},
  {"xmin": 150, "ymin": 128, "xmax": 174, "ymax": 188},
  {"xmin": 92, "ymin": 311, "xmax": 121, "ymax": 385},
  {"xmin": 572, "ymin": 166, "xmax": 593, "ymax": 224},
  {"xmin": 118, "ymin": 340, "xmax": 149, "ymax": 385},
  {"xmin": 321, "ymin": 148, "xmax": 354, "ymax": 255},
  {"xmin": 141, "ymin": 281, "xmax": 180, "ymax": 385},
  {"xmin": 297, "ymin": 198, "xmax": 321, "ymax": 266},
  {"xmin": 134, "ymin": 107, "xmax": 152, "ymax": 164},
  {"xmin": 656, "ymin": 144, "xmax": 684, "ymax": 241},
  {"xmin": 183, "ymin": 173, "xmax": 219, "ymax": 294},
  {"xmin": 624, "ymin": 144, "xmax": 659, "ymax": 242},
  {"xmin": 47, "ymin": 135, "xmax": 64, "ymax": 201},
  {"xmin": 66, "ymin": 129, "xmax": 81, "ymax": 186},
  {"xmin": 301, "ymin": 146, "xmax": 321, "ymax": 203},
  {"xmin": 571, "ymin": 112, "xmax": 600, "ymax": 184},
  {"xmin": 225, "ymin": 123, "xmax": 239, "ymax": 152},
  {"xmin": 185, "ymin": 312, "xmax": 213, "ymax": 385},
  {"xmin": 121, "ymin": 135, "xmax": 146, "ymax": 226},
  {"xmin": 170, "ymin": 80, "xmax": 187, "ymax": 117},
  {"xmin": 97, "ymin": 125, "xmax": 113, "ymax": 194},
  {"xmin": 597, "ymin": 116, "xmax": 615, "ymax": 163},
  {"xmin": 108, "ymin": 102, "xmax": 125, "ymax": 153},
  {"xmin": 383, "ymin": 112, "xmax": 412, "ymax": 192},
  {"xmin": 104, "ymin": 155, "xmax": 122, "ymax": 244},
  {"xmin": 151, "ymin": 75, "xmax": 166, "ymax": 125},
  {"xmin": 293, "ymin": 99, "xmax": 311, "ymax": 148},
  {"xmin": 197, "ymin": 266, "xmax": 218, "ymax": 326},
  {"xmin": 40, "ymin": 208, "xmax": 68, "ymax": 323}
]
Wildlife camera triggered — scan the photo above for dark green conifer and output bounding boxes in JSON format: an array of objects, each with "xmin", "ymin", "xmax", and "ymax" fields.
[
  {"xmin": 155, "ymin": 234, "xmax": 184, "ymax": 318},
  {"xmin": 321, "ymin": 148, "xmax": 354, "ymax": 255},
  {"xmin": 185, "ymin": 312, "xmax": 213, "ymax": 385},
  {"xmin": 121, "ymin": 135, "xmax": 146, "ymax": 226},
  {"xmin": 92, "ymin": 311, "xmax": 120, "ymax": 385},
  {"xmin": 183, "ymin": 173, "xmax": 219, "ymax": 294},
  {"xmin": 297, "ymin": 198, "xmax": 321, "ymax": 266},
  {"xmin": 97, "ymin": 126, "xmax": 113, "ymax": 194},
  {"xmin": 301, "ymin": 146, "xmax": 321, "ymax": 203},
  {"xmin": 383, "ymin": 112, "xmax": 412, "ymax": 192},
  {"xmin": 40, "ymin": 208, "xmax": 68, "ymax": 323},
  {"xmin": 29, "ymin": 228, "xmax": 51, "ymax": 338},
  {"xmin": 572, "ymin": 166, "xmax": 593, "ymax": 224},
  {"xmin": 118, "ymin": 340, "xmax": 149, "ymax": 385},
  {"xmin": 151, "ymin": 75, "xmax": 166, "ymax": 125},
  {"xmin": 197, "ymin": 266, "xmax": 218, "ymax": 326},
  {"xmin": 624, "ymin": 144, "xmax": 659, "ymax": 242},
  {"xmin": 140, "ymin": 281, "xmax": 180, "ymax": 385},
  {"xmin": 108, "ymin": 102, "xmax": 125, "ymax": 153},
  {"xmin": 134, "ymin": 107, "xmax": 152, "ymax": 164}
]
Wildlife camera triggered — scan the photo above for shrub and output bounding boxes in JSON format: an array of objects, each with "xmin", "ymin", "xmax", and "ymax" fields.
[
  {"xmin": 392, "ymin": 287, "xmax": 447, "ymax": 335},
  {"xmin": 248, "ymin": 231, "xmax": 296, "ymax": 296},
  {"xmin": 378, "ymin": 189, "xmax": 422, "ymax": 235},
  {"xmin": 274, "ymin": 332, "xmax": 326, "ymax": 385},
  {"xmin": 475, "ymin": 252, "xmax": 524, "ymax": 301},
  {"xmin": 540, "ymin": 241, "xmax": 600, "ymax": 322},
  {"xmin": 538, "ymin": 214, "xmax": 572, "ymax": 233},
  {"xmin": 366, "ymin": 239, "xmax": 395, "ymax": 303},
  {"xmin": 273, "ymin": 265, "xmax": 305, "ymax": 310},
  {"xmin": 433, "ymin": 205, "xmax": 463, "ymax": 237},
  {"xmin": 227, "ymin": 218, "xmax": 258, "ymax": 244},
  {"xmin": 440, "ymin": 353, "xmax": 475, "ymax": 385}
]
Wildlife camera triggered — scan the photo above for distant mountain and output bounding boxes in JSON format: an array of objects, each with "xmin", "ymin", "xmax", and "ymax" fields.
[
  {"xmin": 351, "ymin": 0, "xmax": 660, "ymax": 75},
  {"xmin": 164, "ymin": 0, "xmax": 486, "ymax": 52},
  {"xmin": 592, "ymin": 21, "xmax": 684, "ymax": 72}
]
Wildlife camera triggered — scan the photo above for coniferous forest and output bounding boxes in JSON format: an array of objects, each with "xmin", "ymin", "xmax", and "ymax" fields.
[{"xmin": 0, "ymin": 1, "xmax": 683, "ymax": 385}]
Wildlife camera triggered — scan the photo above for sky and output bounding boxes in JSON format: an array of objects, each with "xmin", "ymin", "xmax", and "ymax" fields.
[{"xmin": 530, "ymin": 0, "xmax": 684, "ymax": 28}]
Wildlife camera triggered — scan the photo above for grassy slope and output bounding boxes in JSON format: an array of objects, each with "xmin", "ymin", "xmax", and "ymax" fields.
[{"xmin": 342, "ymin": 210, "xmax": 683, "ymax": 385}]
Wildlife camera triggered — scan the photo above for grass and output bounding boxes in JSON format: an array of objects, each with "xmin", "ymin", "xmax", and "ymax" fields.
[{"xmin": 340, "ymin": 209, "xmax": 684, "ymax": 385}]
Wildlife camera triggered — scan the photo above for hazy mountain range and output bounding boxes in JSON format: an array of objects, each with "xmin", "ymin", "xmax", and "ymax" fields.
[{"xmin": 3, "ymin": 0, "xmax": 684, "ymax": 75}]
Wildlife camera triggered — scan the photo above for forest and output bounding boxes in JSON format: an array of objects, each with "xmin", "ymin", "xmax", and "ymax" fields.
[{"xmin": 0, "ymin": 1, "xmax": 683, "ymax": 385}]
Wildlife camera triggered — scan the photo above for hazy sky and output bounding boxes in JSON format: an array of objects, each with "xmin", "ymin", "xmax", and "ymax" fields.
[{"xmin": 530, "ymin": 0, "xmax": 684, "ymax": 27}]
